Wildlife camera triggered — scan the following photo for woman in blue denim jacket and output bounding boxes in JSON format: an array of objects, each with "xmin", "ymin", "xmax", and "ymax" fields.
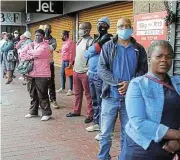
[{"xmin": 120, "ymin": 40, "xmax": 180, "ymax": 160}]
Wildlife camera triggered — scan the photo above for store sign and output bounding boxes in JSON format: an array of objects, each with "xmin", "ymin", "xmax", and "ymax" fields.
[
  {"xmin": 133, "ymin": 11, "xmax": 167, "ymax": 48},
  {"xmin": 0, "ymin": 12, "xmax": 21, "ymax": 25},
  {"xmin": 27, "ymin": 1, "xmax": 63, "ymax": 14}
]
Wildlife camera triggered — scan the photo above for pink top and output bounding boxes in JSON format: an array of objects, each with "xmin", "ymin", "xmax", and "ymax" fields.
[
  {"xmin": 61, "ymin": 38, "xmax": 75, "ymax": 64},
  {"xmin": 20, "ymin": 41, "xmax": 51, "ymax": 78}
]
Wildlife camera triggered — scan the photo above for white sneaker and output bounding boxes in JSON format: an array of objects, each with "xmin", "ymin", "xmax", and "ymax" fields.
[
  {"xmin": 95, "ymin": 133, "xmax": 101, "ymax": 141},
  {"xmin": 25, "ymin": 114, "xmax": 37, "ymax": 118},
  {"xmin": 66, "ymin": 90, "xmax": 73, "ymax": 96},
  {"xmin": 86, "ymin": 124, "xmax": 100, "ymax": 132},
  {"xmin": 56, "ymin": 88, "xmax": 66, "ymax": 93},
  {"xmin": 19, "ymin": 76, "xmax": 24, "ymax": 80},
  {"xmin": 41, "ymin": 115, "xmax": 51, "ymax": 121}
]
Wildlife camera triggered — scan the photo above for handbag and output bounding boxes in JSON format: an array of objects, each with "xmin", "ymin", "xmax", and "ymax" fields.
[
  {"xmin": 7, "ymin": 50, "xmax": 16, "ymax": 62},
  {"xmin": 16, "ymin": 60, "xmax": 34, "ymax": 74},
  {"xmin": 65, "ymin": 66, "xmax": 73, "ymax": 77}
]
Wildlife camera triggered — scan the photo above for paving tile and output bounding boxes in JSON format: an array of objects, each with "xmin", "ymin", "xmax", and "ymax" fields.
[{"xmin": 1, "ymin": 68, "xmax": 121, "ymax": 160}]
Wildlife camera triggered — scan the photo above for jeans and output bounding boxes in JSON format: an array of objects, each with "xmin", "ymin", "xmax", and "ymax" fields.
[
  {"xmin": 27, "ymin": 77, "xmax": 52, "ymax": 116},
  {"xmin": 88, "ymin": 73, "xmax": 102, "ymax": 125},
  {"xmin": 61, "ymin": 61, "xmax": 73, "ymax": 90},
  {"xmin": 98, "ymin": 97, "xmax": 129, "ymax": 160},
  {"xmin": 48, "ymin": 62, "xmax": 56, "ymax": 101},
  {"xmin": 73, "ymin": 71, "xmax": 93, "ymax": 117}
]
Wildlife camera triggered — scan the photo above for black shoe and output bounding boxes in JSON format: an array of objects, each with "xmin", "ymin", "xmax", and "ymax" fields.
[
  {"xmin": 84, "ymin": 117, "xmax": 93, "ymax": 123},
  {"xmin": 66, "ymin": 112, "xmax": 80, "ymax": 117},
  {"xmin": 5, "ymin": 79, "xmax": 13, "ymax": 84}
]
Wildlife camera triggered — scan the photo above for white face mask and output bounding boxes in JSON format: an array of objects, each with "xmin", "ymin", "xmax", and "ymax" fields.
[
  {"xmin": 78, "ymin": 29, "xmax": 87, "ymax": 37},
  {"xmin": 14, "ymin": 34, "xmax": 19, "ymax": 38}
]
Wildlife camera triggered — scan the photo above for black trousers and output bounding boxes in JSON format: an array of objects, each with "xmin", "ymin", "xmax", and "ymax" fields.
[
  {"xmin": 27, "ymin": 77, "xmax": 52, "ymax": 116},
  {"xmin": 48, "ymin": 62, "xmax": 56, "ymax": 101}
]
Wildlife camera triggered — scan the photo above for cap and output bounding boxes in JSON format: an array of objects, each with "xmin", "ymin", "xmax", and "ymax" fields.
[
  {"xmin": 23, "ymin": 31, "xmax": 31, "ymax": 39},
  {"xmin": 98, "ymin": 17, "xmax": 110, "ymax": 28}
]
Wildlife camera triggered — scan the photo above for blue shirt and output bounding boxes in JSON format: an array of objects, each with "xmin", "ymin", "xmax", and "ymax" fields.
[
  {"xmin": 110, "ymin": 43, "xmax": 137, "ymax": 98},
  {"xmin": 125, "ymin": 72, "xmax": 180, "ymax": 150},
  {"xmin": 84, "ymin": 45, "xmax": 99, "ymax": 74}
]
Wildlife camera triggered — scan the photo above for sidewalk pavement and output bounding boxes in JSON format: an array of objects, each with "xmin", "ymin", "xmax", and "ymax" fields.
[{"xmin": 1, "ymin": 66, "xmax": 120, "ymax": 160}]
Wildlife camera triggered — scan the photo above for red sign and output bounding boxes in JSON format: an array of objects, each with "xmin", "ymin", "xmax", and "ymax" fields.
[{"xmin": 133, "ymin": 11, "xmax": 168, "ymax": 48}]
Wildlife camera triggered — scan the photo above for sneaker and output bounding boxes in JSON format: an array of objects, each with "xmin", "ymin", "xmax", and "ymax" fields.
[
  {"xmin": 84, "ymin": 117, "xmax": 93, "ymax": 123},
  {"xmin": 41, "ymin": 115, "xmax": 51, "ymax": 121},
  {"xmin": 86, "ymin": 124, "xmax": 100, "ymax": 132},
  {"xmin": 56, "ymin": 88, "xmax": 66, "ymax": 93},
  {"xmin": 19, "ymin": 76, "xmax": 24, "ymax": 80},
  {"xmin": 25, "ymin": 114, "xmax": 38, "ymax": 118},
  {"xmin": 95, "ymin": 133, "xmax": 101, "ymax": 141},
  {"xmin": 66, "ymin": 90, "xmax": 73, "ymax": 96},
  {"xmin": 50, "ymin": 101, "xmax": 60, "ymax": 109}
]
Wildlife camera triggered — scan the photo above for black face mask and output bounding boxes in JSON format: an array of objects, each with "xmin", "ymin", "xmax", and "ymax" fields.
[
  {"xmin": 97, "ymin": 25, "xmax": 108, "ymax": 35},
  {"xmin": 45, "ymin": 29, "xmax": 51, "ymax": 38}
]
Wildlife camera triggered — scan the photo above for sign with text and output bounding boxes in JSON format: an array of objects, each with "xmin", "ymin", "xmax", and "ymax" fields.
[
  {"xmin": 27, "ymin": 1, "xmax": 63, "ymax": 14},
  {"xmin": 133, "ymin": 11, "xmax": 167, "ymax": 48},
  {"xmin": 0, "ymin": 12, "xmax": 21, "ymax": 25}
]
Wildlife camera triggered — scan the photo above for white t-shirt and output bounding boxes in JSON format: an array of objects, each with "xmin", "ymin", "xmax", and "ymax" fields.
[{"xmin": 74, "ymin": 37, "xmax": 93, "ymax": 73}]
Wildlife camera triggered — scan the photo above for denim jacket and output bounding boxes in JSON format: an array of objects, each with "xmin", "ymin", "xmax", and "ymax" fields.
[
  {"xmin": 125, "ymin": 72, "xmax": 180, "ymax": 150},
  {"xmin": 97, "ymin": 36, "xmax": 148, "ymax": 98}
]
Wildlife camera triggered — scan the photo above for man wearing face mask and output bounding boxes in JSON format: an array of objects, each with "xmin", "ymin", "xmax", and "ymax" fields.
[
  {"xmin": 13, "ymin": 30, "xmax": 20, "ymax": 44},
  {"xmin": 97, "ymin": 17, "xmax": 148, "ymax": 160},
  {"xmin": 56, "ymin": 30, "xmax": 75, "ymax": 96},
  {"xmin": 43, "ymin": 24, "xmax": 59, "ymax": 109},
  {"xmin": 66, "ymin": 22, "xmax": 94, "ymax": 123},
  {"xmin": 84, "ymin": 17, "xmax": 113, "ymax": 136},
  {"xmin": 12, "ymin": 30, "xmax": 20, "ymax": 78}
]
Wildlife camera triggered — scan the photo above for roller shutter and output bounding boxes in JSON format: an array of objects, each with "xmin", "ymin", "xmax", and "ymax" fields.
[
  {"xmin": 79, "ymin": 1, "xmax": 133, "ymax": 36},
  {"xmin": 29, "ymin": 15, "xmax": 74, "ymax": 66},
  {"xmin": 174, "ymin": 1, "xmax": 180, "ymax": 75}
]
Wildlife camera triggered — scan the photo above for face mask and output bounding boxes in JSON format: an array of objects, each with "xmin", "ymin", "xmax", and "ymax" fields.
[
  {"xmin": 45, "ymin": 29, "xmax": 51, "ymax": 38},
  {"xmin": 14, "ymin": 34, "xmax": 18, "ymax": 38},
  {"xmin": 97, "ymin": 25, "xmax": 108, "ymax": 35},
  {"xmin": 78, "ymin": 29, "xmax": 87, "ymax": 37},
  {"xmin": 35, "ymin": 35, "xmax": 43, "ymax": 43},
  {"xmin": 116, "ymin": 28, "xmax": 133, "ymax": 40}
]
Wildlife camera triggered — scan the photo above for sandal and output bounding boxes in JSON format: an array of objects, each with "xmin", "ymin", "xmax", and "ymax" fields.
[{"xmin": 66, "ymin": 112, "xmax": 80, "ymax": 117}]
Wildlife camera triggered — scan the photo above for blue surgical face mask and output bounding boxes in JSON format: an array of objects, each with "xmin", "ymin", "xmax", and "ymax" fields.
[{"xmin": 116, "ymin": 28, "xmax": 133, "ymax": 40}]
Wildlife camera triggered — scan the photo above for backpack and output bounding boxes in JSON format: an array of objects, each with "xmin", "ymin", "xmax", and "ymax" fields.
[{"xmin": 7, "ymin": 50, "xmax": 17, "ymax": 62}]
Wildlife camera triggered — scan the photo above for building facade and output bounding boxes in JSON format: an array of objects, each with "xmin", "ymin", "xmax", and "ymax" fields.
[{"xmin": 2, "ymin": 0, "xmax": 179, "ymax": 75}]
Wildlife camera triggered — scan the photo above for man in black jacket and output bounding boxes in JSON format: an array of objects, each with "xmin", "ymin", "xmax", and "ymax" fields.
[
  {"xmin": 84, "ymin": 17, "xmax": 113, "ymax": 137},
  {"xmin": 97, "ymin": 17, "xmax": 148, "ymax": 160},
  {"xmin": 43, "ymin": 24, "xmax": 59, "ymax": 109}
]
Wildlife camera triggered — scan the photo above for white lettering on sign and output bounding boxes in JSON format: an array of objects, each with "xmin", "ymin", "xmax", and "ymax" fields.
[
  {"xmin": 137, "ymin": 19, "xmax": 164, "ymax": 30},
  {"xmin": 36, "ymin": 0, "xmax": 54, "ymax": 13},
  {"xmin": 0, "ymin": 12, "xmax": 21, "ymax": 25},
  {"xmin": 137, "ymin": 30, "xmax": 163, "ymax": 36}
]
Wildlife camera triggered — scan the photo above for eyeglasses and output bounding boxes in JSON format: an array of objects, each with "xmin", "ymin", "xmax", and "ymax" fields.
[{"xmin": 117, "ymin": 25, "xmax": 131, "ymax": 29}]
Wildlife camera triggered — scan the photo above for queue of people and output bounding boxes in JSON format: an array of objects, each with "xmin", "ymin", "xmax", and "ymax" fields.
[{"xmin": 1, "ymin": 16, "xmax": 180, "ymax": 160}]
